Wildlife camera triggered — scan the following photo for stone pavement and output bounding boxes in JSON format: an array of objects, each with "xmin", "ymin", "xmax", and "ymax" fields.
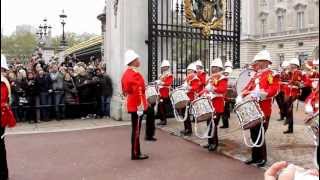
[
  {"xmin": 6, "ymin": 118, "xmax": 130, "ymax": 135},
  {"xmin": 5, "ymin": 101, "xmax": 316, "ymax": 170},
  {"xmin": 159, "ymin": 102, "xmax": 317, "ymax": 169}
]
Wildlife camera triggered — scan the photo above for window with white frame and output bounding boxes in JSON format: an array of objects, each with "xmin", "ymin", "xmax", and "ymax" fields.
[{"xmin": 297, "ymin": 11, "xmax": 305, "ymax": 29}]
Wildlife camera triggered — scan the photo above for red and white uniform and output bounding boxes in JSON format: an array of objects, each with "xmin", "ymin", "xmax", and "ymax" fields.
[
  {"xmin": 205, "ymin": 74, "xmax": 228, "ymax": 113},
  {"xmin": 303, "ymin": 70, "xmax": 319, "ymax": 88},
  {"xmin": 185, "ymin": 73, "xmax": 201, "ymax": 101},
  {"xmin": 283, "ymin": 69, "xmax": 303, "ymax": 98},
  {"xmin": 1, "ymin": 75, "xmax": 16, "ymax": 128},
  {"xmin": 279, "ymin": 70, "xmax": 290, "ymax": 93},
  {"xmin": 242, "ymin": 69, "xmax": 279, "ymax": 117},
  {"xmin": 197, "ymin": 70, "xmax": 207, "ymax": 93},
  {"xmin": 121, "ymin": 67, "xmax": 148, "ymax": 113},
  {"xmin": 158, "ymin": 72, "xmax": 174, "ymax": 98},
  {"xmin": 305, "ymin": 89, "xmax": 319, "ymax": 113}
]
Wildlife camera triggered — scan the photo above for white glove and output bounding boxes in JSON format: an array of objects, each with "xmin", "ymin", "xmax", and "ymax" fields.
[
  {"xmin": 182, "ymin": 82, "xmax": 189, "ymax": 90},
  {"xmin": 137, "ymin": 105, "xmax": 144, "ymax": 117},
  {"xmin": 236, "ymin": 96, "xmax": 243, "ymax": 104},
  {"xmin": 208, "ymin": 92, "xmax": 215, "ymax": 100},
  {"xmin": 205, "ymin": 84, "xmax": 212, "ymax": 91},
  {"xmin": 312, "ymin": 81, "xmax": 319, "ymax": 89},
  {"xmin": 250, "ymin": 90, "xmax": 260, "ymax": 99},
  {"xmin": 155, "ymin": 80, "xmax": 161, "ymax": 85},
  {"xmin": 305, "ymin": 104, "xmax": 314, "ymax": 114}
]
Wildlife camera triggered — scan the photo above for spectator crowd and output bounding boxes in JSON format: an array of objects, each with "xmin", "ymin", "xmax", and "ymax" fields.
[{"xmin": 2, "ymin": 55, "xmax": 113, "ymax": 123}]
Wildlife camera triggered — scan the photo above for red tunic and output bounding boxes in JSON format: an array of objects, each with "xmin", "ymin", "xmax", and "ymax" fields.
[
  {"xmin": 185, "ymin": 73, "xmax": 201, "ymax": 101},
  {"xmin": 1, "ymin": 76, "xmax": 16, "ymax": 128},
  {"xmin": 279, "ymin": 70, "xmax": 290, "ymax": 93},
  {"xmin": 197, "ymin": 70, "xmax": 207, "ymax": 93},
  {"xmin": 242, "ymin": 69, "xmax": 279, "ymax": 117},
  {"xmin": 209, "ymin": 75, "xmax": 228, "ymax": 113},
  {"xmin": 121, "ymin": 67, "xmax": 148, "ymax": 113},
  {"xmin": 305, "ymin": 89, "xmax": 319, "ymax": 113},
  {"xmin": 303, "ymin": 70, "xmax": 319, "ymax": 88},
  {"xmin": 158, "ymin": 73, "xmax": 174, "ymax": 98},
  {"xmin": 283, "ymin": 69, "xmax": 303, "ymax": 98}
]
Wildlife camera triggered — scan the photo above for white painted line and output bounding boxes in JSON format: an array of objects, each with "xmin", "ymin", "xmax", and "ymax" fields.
[{"xmin": 5, "ymin": 123, "xmax": 130, "ymax": 136}]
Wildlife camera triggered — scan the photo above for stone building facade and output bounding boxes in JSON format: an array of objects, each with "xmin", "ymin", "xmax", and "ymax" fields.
[{"xmin": 240, "ymin": 0, "xmax": 319, "ymax": 68}]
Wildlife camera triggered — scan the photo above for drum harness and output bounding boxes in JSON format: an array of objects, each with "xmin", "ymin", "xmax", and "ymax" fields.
[{"xmin": 235, "ymin": 73, "xmax": 265, "ymax": 148}]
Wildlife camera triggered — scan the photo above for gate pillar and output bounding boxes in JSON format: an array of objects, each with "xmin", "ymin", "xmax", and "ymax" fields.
[{"xmin": 105, "ymin": 0, "xmax": 149, "ymax": 121}]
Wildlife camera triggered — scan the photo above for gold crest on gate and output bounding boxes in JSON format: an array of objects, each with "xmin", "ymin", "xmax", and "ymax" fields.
[{"xmin": 184, "ymin": 0, "xmax": 224, "ymax": 37}]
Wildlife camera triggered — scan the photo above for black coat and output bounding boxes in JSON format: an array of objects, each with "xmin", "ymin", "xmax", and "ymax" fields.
[
  {"xmin": 63, "ymin": 79, "xmax": 78, "ymax": 104},
  {"xmin": 26, "ymin": 79, "xmax": 40, "ymax": 97},
  {"xmin": 98, "ymin": 74, "xmax": 113, "ymax": 97},
  {"xmin": 36, "ymin": 74, "xmax": 52, "ymax": 93}
]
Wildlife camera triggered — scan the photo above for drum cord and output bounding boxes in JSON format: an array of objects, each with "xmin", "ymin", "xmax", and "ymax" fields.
[
  {"xmin": 194, "ymin": 115, "xmax": 215, "ymax": 139},
  {"xmin": 242, "ymin": 122, "xmax": 265, "ymax": 148},
  {"xmin": 172, "ymin": 106, "xmax": 189, "ymax": 122},
  {"xmin": 193, "ymin": 98, "xmax": 215, "ymax": 139}
]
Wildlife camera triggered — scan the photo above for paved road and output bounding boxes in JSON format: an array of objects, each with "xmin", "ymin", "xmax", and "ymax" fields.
[{"xmin": 6, "ymin": 126, "xmax": 263, "ymax": 180}]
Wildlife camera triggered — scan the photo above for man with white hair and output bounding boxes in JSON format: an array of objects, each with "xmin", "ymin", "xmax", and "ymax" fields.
[
  {"xmin": 283, "ymin": 58, "xmax": 303, "ymax": 134},
  {"xmin": 1, "ymin": 54, "xmax": 16, "ymax": 180}
]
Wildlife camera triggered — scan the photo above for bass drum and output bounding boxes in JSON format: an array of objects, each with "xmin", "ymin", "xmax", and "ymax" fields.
[{"xmin": 236, "ymin": 69, "xmax": 256, "ymax": 95}]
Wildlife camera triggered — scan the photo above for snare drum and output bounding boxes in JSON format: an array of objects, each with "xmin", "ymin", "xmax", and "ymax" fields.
[
  {"xmin": 305, "ymin": 112, "xmax": 319, "ymax": 143},
  {"xmin": 191, "ymin": 97, "xmax": 215, "ymax": 122},
  {"xmin": 170, "ymin": 89, "xmax": 190, "ymax": 109},
  {"xmin": 146, "ymin": 85, "xmax": 159, "ymax": 105},
  {"xmin": 234, "ymin": 99, "xmax": 264, "ymax": 130}
]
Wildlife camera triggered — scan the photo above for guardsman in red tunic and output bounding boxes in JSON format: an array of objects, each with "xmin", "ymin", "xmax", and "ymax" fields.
[
  {"xmin": 195, "ymin": 60, "xmax": 207, "ymax": 93},
  {"xmin": 240, "ymin": 50, "xmax": 279, "ymax": 167},
  {"xmin": 275, "ymin": 60, "xmax": 290, "ymax": 121},
  {"xmin": 305, "ymin": 59, "xmax": 320, "ymax": 114},
  {"xmin": 121, "ymin": 50, "xmax": 149, "ymax": 160},
  {"xmin": 180, "ymin": 63, "xmax": 201, "ymax": 136},
  {"xmin": 301, "ymin": 60, "xmax": 318, "ymax": 100},
  {"xmin": 1, "ymin": 54, "xmax": 16, "ymax": 180},
  {"xmin": 202, "ymin": 58, "xmax": 228, "ymax": 151},
  {"xmin": 283, "ymin": 58, "xmax": 304, "ymax": 134},
  {"xmin": 157, "ymin": 60, "xmax": 174, "ymax": 126},
  {"xmin": 221, "ymin": 61, "xmax": 233, "ymax": 129}
]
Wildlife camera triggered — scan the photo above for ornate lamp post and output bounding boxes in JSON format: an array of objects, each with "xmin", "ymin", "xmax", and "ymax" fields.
[
  {"xmin": 36, "ymin": 18, "xmax": 52, "ymax": 47},
  {"xmin": 59, "ymin": 10, "xmax": 68, "ymax": 47}
]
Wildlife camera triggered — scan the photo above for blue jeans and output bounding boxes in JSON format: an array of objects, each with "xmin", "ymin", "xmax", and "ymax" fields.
[
  {"xmin": 40, "ymin": 92, "xmax": 52, "ymax": 121},
  {"xmin": 53, "ymin": 91, "xmax": 65, "ymax": 119},
  {"xmin": 100, "ymin": 96, "xmax": 111, "ymax": 117}
]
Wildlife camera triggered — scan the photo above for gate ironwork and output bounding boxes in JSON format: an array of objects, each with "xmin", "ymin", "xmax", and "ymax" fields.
[{"xmin": 148, "ymin": 0, "xmax": 241, "ymax": 86}]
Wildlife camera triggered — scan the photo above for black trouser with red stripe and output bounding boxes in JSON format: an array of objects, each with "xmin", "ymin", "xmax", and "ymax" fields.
[
  {"xmin": 145, "ymin": 105, "xmax": 156, "ymax": 139},
  {"xmin": 284, "ymin": 97, "xmax": 296, "ymax": 132},
  {"xmin": 131, "ymin": 112, "xmax": 142, "ymax": 159},
  {"xmin": 250, "ymin": 117, "xmax": 270, "ymax": 162},
  {"xmin": 275, "ymin": 92, "xmax": 285, "ymax": 120},
  {"xmin": 222, "ymin": 101, "xmax": 231, "ymax": 127},
  {"xmin": 158, "ymin": 98, "xmax": 170, "ymax": 124},
  {"xmin": 0, "ymin": 127, "xmax": 8, "ymax": 180},
  {"xmin": 208, "ymin": 113, "xmax": 222, "ymax": 145}
]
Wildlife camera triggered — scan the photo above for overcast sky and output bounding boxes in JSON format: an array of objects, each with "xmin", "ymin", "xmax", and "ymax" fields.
[{"xmin": 1, "ymin": 0, "xmax": 106, "ymax": 36}]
